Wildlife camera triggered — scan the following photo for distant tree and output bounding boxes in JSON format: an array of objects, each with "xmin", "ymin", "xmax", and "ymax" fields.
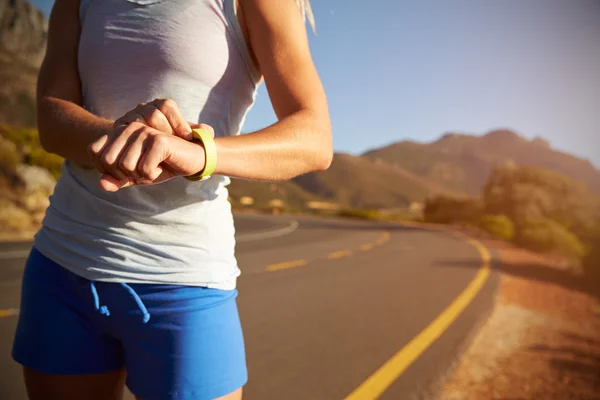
[{"xmin": 483, "ymin": 165, "xmax": 598, "ymax": 239}]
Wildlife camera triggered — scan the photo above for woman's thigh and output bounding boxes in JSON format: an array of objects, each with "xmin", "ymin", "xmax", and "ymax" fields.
[
  {"xmin": 24, "ymin": 367, "xmax": 126, "ymax": 400},
  {"xmin": 136, "ymin": 387, "xmax": 242, "ymax": 400}
]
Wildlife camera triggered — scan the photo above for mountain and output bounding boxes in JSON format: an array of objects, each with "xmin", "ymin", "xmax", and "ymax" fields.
[
  {"xmin": 363, "ymin": 129, "xmax": 600, "ymax": 195},
  {"xmin": 0, "ymin": 0, "xmax": 48, "ymax": 127},
  {"xmin": 289, "ymin": 153, "xmax": 459, "ymax": 209},
  {"xmin": 229, "ymin": 153, "xmax": 459, "ymax": 210}
]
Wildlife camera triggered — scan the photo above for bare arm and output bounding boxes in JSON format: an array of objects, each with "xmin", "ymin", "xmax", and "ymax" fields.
[
  {"xmin": 87, "ymin": 0, "xmax": 332, "ymax": 191},
  {"xmin": 36, "ymin": 0, "xmax": 112, "ymax": 168},
  {"xmin": 213, "ymin": 0, "xmax": 332, "ymax": 180}
]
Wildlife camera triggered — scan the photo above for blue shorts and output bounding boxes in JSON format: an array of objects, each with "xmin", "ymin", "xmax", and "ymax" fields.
[{"xmin": 12, "ymin": 248, "xmax": 247, "ymax": 400}]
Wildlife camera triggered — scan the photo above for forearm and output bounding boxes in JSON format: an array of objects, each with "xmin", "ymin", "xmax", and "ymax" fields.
[
  {"xmin": 37, "ymin": 96, "xmax": 113, "ymax": 168},
  {"xmin": 214, "ymin": 109, "xmax": 332, "ymax": 181}
]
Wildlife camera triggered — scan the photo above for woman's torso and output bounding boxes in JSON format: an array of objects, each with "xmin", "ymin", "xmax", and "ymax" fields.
[{"xmin": 34, "ymin": 0, "xmax": 260, "ymax": 289}]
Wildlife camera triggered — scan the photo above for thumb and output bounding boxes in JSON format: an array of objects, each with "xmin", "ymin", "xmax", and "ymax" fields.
[
  {"xmin": 189, "ymin": 123, "xmax": 215, "ymax": 138},
  {"xmin": 173, "ymin": 120, "xmax": 193, "ymax": 140}
]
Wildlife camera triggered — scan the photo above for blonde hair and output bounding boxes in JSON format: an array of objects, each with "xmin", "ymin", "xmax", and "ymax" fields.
[{"xmin": 296, "ymin": 0, "xmax": 316, "ymax": 33}]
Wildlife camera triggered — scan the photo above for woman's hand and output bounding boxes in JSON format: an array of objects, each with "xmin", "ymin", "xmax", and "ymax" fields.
[
  {"xmin": 88, "ymin": 121, "xmax": 215, "ymax": 192},
  {"xmin": 114, "ymin": 98, "xmax": 194, "ymax": 141}
]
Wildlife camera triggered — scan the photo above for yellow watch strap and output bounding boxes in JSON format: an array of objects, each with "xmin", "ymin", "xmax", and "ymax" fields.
[{"xmin": 185, "ymin": 128, "xmax": 217, "ymax": 181}]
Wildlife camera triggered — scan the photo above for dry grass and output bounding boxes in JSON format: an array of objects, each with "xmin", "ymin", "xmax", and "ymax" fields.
[{"xmin": 441, "ymin": 243, "xmax": 600, "ymax": 400}]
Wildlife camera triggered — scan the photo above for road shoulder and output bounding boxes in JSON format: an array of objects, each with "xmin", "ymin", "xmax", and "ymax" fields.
[{"xmin": 441, "ymin": 240, "xmax": 600, "ymax": 400}]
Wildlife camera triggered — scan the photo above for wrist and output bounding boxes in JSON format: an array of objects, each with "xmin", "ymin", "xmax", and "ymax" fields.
[
  {"xmin": 188, "ymin": 140, "xmax": 207, "ymax": 176},
  {"xmin": 184, "ymin": 128, "xmax": 217, "ymax": 181}
]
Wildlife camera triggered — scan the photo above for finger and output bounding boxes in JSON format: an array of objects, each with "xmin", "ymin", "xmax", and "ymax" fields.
[
  {"xmin": 118, "ymin": 131, "xmax": 145, "ymax": 180},
  {"xmin": 88, "ymin": 135, "xmax": 110, "ymax": 174},
  {"xmin": 100, "ymin": 125, "xmax": 141, "ymax": 181},
  {"xmin": 136, "ymin": 104, "xmax": 173, "ymax": 134},
  {"xmin": 99, "ymin": 174, "xmax": 133, "ymax": 192},
  {"xmin": 152, "ymin": 98, "xmax": 192, "ymax": 140},
  {"xmin": 99, "ymin": 173, "xmax": 156, "ymax": 192},
  {"xmin": 88, "ymin": 134, "xmax": 109, "ymax": 156},
  {"xmin": 138, "ymin": 135, "xmax": 168, "ymax": 181},
  {"xmin": 92, "ymin": 155, "xmax": 108, "ymax": 176},
  {"xmin": 114, "ymin": 110, "xmax": 145, "ymax": 129}
]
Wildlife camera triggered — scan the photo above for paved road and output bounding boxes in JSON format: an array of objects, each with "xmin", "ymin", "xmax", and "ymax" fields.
[{"xmin": 0, "ymin": 214, "xmax": 498, "ymax": 400}]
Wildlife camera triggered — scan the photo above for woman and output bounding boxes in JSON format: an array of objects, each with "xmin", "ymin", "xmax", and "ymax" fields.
[{"xmin": 11, "ymin": 0, "xmax": 332, "ymax": 398}]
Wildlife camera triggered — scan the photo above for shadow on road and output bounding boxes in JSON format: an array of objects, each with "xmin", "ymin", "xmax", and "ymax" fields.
[
  {"xmin": 436, "ymin": 257, "xmax": 599, "ymax": 300},
  {"xmin": 292, "ymin": 218, "xmax": 432, "ymax": 233}
]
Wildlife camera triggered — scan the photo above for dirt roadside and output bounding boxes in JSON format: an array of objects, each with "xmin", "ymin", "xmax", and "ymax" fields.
[{"xmin": 441, "ymin": 240, "xmax": 600, "ymax": 400}]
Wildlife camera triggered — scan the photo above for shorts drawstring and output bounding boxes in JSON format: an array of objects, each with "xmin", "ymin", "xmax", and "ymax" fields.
[
  {"xmin": 89, "ymin": 281, "xmax": 150, "ymax": 323},
  {"xmin": 90, "ymin": 281, "xmax": 110, "ymax": 316},
  {"xmin": 120, "ymin": 282, "xmax": 151, "ymax": 324}
]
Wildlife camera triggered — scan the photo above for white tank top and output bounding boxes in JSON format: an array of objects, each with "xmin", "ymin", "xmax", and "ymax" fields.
[{"xmin": 34, "ymin": 0, "xmax": 261, "ymax": 289}]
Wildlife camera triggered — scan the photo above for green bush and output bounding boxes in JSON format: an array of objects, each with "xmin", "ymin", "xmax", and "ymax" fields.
[
  {"xmin": 0, "ymin": 139, "xmax": 20, "ymax": 178},
  {"xmin": 337, "ymin": 208, "xmax": 381, "ymax": 220},
  {"xmin": 479, "ymin": 214, "xmax": 514, "ymax": 240},
  {"xmin": 1, "ymin": 125, "xmax": 63, "ymax": 179},
  {"xmin": 0, "ymin": 125, "xmax": 40, "ymax": 149},
  {"xmin": 25, "ymin": 147, "xmax": 64, "ymax": 180},
  {"xmin": 516, "ymin": 218, "xmax": 585, "ymax": 260},
  {"xmin": 423, "ymin": 195, "xmax": 483, "ymax": 225}
]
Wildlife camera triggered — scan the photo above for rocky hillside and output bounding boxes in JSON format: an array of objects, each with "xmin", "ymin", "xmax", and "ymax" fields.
[
  {"xmin": 0, "ymin": 0, "xmax": 48, "ymax": 127},
  {"xmin": 363, "ymin": 130, "xmax": 600, "ymax": 196},
  {"xmin": 290, "ymin": 153, "xmax": 459, "ymax": 209}
]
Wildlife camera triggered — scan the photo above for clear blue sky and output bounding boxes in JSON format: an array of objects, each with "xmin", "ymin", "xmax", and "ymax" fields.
[{"xmin": 32, "ymin": 0, "xmax": 600, "ymax": 166}]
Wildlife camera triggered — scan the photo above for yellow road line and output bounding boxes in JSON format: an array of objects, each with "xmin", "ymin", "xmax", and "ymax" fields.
[
  {"xmin": 0, "ymin": 309, "xmax": 19, "ymax": 318},
  {"xmin": 266, "ymin": 259, "xmax": 308, "ymax": 272},
  {"xmin": 266, "ymin": 231, "xmax": 391, "ymax": 271},
  {"xmin": 345, "ymin": 236, "xmax": 492, "ymax": 400},
  {"xmin": 360, "ymin": 243, "xmax": 374, "ymax": 251},
  {"xmin": 375, "ymin": 231, "xmax": 390, "ymax": 245},
  {"xmin": 328, "ymin": 250, "xmax": 352, "ymax": 260},
  {"xmin": 362, "ymin": 231, "xmax": 390, "ymax": 251}
]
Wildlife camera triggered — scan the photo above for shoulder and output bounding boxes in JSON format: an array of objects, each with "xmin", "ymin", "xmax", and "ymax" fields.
[{"xmin": 235, "ymin": 0, "xmax": 315, "ymax": 76}]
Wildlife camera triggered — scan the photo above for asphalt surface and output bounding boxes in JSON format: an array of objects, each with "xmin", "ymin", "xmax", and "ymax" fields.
[{"xmin": 0, "ymin": 213, "xmax": 499, "ymax": 400}]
